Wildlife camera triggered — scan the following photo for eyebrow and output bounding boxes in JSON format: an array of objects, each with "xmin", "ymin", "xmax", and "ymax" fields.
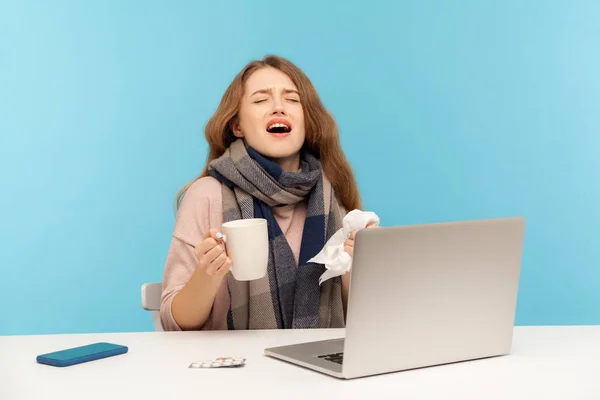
[{"xmin": 250, "ymin": 88, "xmax": 300, "ymax": 96}]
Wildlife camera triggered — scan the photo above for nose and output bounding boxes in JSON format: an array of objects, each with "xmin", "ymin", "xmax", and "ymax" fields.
[{"xmin": 271, "ymin": 95, "xmax": 286, "ymax": 115}]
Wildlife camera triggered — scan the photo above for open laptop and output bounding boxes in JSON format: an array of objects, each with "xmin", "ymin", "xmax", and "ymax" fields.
[{"xmin": 264, "ymin": 216, "xmax": 526, "ymax": 379}]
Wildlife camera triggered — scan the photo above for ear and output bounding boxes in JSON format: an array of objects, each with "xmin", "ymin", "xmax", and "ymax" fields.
[{"xmin": 232, "ymin": 122, "xmax": 243, "ymax": 138}]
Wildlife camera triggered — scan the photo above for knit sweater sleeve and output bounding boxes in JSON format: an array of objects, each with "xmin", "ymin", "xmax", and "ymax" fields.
[{"xmin": 159, "ymin": 177, "xmax": 229, "ymax": 331}]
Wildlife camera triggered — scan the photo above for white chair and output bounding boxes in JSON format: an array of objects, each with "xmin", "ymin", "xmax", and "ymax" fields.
[{"xmin": 141, "ymin": 282, "xmax": 164, "ymax": 332}]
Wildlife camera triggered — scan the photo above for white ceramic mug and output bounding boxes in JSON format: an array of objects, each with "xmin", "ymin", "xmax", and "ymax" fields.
[{"xmin": 220, "ymin": 218, "xmax": 269, "ymax": 281}]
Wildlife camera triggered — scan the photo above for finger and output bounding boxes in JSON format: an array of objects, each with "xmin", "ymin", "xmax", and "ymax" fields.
[
  {"xmin": 203, "ymin": 244, "xmax": 225, "ymax": 266},
  {"xmin": 344, "ymin": 245, "xmax": 354, "ymax": 257},
  {"xmin": 195, "ymin": 235, "xmax": 221, "ymax": 258},
  {"xmin": 206, "ymin": 252, "xmax": 228, "ymax": 275},
  {"xmin": 198, "ymin": 244, "xmax": 223, "ymax": 269},
  {"xmin": 344, "ymin": 239, "xmax": 354, "ymax": 248},
  {"xmin": 195, "ymin": 229, "xmax": 221, "ymax": 256},
  {"xmin": 205, "ymin": 228, "xmax": 220, "ymax": 239},
  {"xmin": 347, "ymin": 230, "xmax": 356, "ymax": 240},
  {"xmin": 367, "ymin": 223, "xmax": 379, "ymax": 228},
  {"xmin": 216, "ymin": 257, "xmax": 232, "ymax": 276}
]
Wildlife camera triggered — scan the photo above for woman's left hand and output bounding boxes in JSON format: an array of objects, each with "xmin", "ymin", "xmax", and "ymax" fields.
[{"xmin": 344, "ymin": 223, "xmax": 378, "ymax": 257}]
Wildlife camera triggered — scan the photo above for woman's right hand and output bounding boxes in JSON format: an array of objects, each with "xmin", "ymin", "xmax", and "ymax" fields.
[{"xmin": 194, "ymin": 229, "xmax": 232, "ymax": 277}]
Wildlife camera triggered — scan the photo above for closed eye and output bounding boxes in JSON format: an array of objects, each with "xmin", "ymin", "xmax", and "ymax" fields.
[
  {"xmin": 287, "ymin": 98, "xmax": 300, "ymax": 103},
  {"xmin": 253, "ymin": 99, "xmax": 267, "ymax": 104}
]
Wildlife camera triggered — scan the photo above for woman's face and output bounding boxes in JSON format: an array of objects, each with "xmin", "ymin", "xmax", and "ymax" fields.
[{"xmin": 233, "ymin": 67, "xmax": 306, "ymax": 172}]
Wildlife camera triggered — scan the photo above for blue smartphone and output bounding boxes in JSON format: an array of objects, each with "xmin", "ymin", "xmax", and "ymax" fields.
[{"xmin": 36, "ymin": 342, "xmax": 128, "ymax": 367}]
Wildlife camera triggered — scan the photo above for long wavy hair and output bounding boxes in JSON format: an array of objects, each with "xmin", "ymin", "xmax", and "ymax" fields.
[{"xmin": 176, "ymin": 55, "xmax": 362, "ymax": 212}]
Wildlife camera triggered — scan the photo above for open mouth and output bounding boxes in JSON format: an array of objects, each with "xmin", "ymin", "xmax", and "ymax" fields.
[{"xmin": 266, "ymin": 119, "xmax": 292, "ymax": 135}]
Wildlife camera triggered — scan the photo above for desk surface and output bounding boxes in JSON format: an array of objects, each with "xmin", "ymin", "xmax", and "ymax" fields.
[{"xmin": 2, "ymin": 326, "xmax": 599, "ymax": 400}]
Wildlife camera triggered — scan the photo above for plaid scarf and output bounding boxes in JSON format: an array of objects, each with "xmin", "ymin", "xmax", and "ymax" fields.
[{"xmin": 207, "ymin": 139, "xmax": 345, "ymax": 330}]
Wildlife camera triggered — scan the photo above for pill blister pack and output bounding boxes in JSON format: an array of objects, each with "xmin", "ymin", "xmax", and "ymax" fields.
[{"xmin": 188, "ymin": 357, "xmax": 246, "ymax": 369}]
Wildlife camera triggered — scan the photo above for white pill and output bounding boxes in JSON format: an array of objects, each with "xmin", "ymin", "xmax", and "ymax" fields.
[{"xmin": 190, "ymin": 362, "xmax": 202, "ymax": 368}]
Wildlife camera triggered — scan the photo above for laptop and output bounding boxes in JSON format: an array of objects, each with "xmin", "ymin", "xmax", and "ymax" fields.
[{"xmin": 264, "ymin": 216, "xmax": 526, "ymax": 379}]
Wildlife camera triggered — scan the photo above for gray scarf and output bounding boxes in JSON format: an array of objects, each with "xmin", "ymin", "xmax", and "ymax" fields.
[{"xmin": 208, "ymin": 139, "xmax": 345, "ymax": 329}]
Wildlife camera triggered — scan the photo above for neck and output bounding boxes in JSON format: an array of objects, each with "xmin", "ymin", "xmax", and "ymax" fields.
[{"xmin": 273, "ymin": 153, "xmax": 301, "ymax": 172}]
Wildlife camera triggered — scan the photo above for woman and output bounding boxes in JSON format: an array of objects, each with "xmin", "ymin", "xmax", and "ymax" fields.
[{"xmin": 160, "ymin": 55, "xmax": 369, "ymax": 331}]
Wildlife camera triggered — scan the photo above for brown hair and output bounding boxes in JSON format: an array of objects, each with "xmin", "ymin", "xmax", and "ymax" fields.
[{"xmin": 176, "ymin": 55, "xmax": 362, "ymax": 212}]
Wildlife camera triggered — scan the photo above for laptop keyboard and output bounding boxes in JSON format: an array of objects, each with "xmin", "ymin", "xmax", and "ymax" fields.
[{"xmin": 318, "ymin": 352, "xmax": 344, "ymax": 364}]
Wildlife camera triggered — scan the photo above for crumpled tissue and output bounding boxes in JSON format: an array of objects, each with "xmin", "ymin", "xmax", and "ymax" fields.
[{"xmin": 308, "ymin": 209, "xmax": 380, "ymax": 285}]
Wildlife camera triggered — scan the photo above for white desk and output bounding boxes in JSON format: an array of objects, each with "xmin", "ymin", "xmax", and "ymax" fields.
[{"xmin": 2, "ymin": 326, "xmax": 599, "ymax": 400}]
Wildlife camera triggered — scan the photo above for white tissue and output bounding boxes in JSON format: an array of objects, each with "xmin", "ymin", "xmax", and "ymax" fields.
[{"xmin": 308, "ymin": 209, "xmax": 380, "ymax": 285}]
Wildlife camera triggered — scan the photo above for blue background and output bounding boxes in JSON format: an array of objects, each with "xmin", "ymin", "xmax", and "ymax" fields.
[{"xmin": 1, "ymin": 1, "xmax": 598, "ymax": 336}]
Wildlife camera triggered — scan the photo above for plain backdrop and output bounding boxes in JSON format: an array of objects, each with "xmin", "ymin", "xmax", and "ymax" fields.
[{"xmin": 1, "ymin": 0, "xmax": 599, "ymax": 335}]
